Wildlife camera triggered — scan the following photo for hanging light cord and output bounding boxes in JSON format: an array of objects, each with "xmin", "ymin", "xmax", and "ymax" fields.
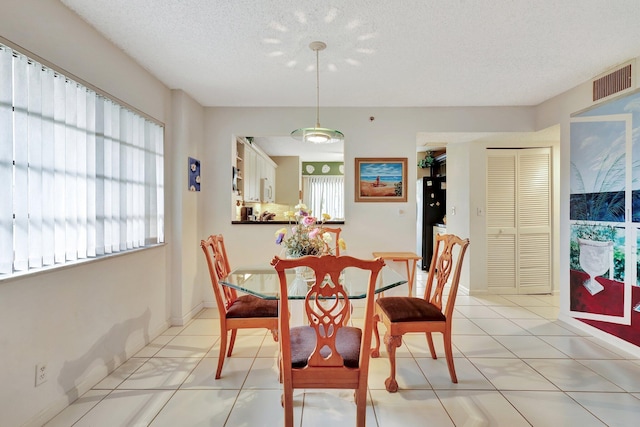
[
  {"xmin": 314, "ymin": 46, "xmax": 321, "ymax": 128},
  {"xmin": 290, "ymin": 40, "xmax": 342, "ymax": 144}
]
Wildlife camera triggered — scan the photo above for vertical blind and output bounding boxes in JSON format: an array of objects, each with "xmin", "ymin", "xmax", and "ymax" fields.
[
  {"xmin": 303, "ymin": 176, "xmax": 345, "ymax": 220},
  {"xmin": 0, "ymin": 43, "xmax": 164, "ymax": 276}
]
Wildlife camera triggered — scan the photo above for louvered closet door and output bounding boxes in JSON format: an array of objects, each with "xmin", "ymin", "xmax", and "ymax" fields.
[
  {"xmin": 487, "ymin": 148, "xmax": 551, "ymax": 294},
  {"xmin": 487, "ymin": 153, "xmax": 517, "ymax": 293}
]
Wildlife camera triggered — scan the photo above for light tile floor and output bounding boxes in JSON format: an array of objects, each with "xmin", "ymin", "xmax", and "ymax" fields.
[{"xmin": 45, "ymin": 271, "xmax": 640, "ymax": 426}]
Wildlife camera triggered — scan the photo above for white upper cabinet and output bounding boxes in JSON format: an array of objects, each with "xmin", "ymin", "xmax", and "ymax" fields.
[{"xmin": 241, "ymin": 139, "xmax": 277, "ymax": 203}]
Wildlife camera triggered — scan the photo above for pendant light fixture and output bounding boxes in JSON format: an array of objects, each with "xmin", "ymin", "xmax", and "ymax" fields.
[{"xmin": 291, "ymin": 41, "xmax": 344, "ymax": 144}]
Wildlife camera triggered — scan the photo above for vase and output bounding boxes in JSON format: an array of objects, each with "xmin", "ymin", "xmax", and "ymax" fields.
[
  {"xmin": 287, "ymin": 266, "xmax": 308, "ymax": 296},
  {"xmin": 287, "ymin": 263, "xmax": 314, "ymax": 326},
  {"xmin": 578, "ymin": 238, "xmax": 613, "ymax": 295},
  {"xmin": 285, "ymin": 255, "xmax": 315, "ymax": 297}
]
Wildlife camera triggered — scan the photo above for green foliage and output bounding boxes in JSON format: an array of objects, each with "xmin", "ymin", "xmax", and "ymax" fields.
[
  {"xmin": 573, "ymin": 223, "xmax": 616, "ymax": 242},
  {"xmin": 569, "ymin": 239, "xmax": 580, "ymax": 271},
  {"xmin": 417, "ymin": 151, "xmax": 435, "ymax": 169},
  {"xmin": 612, "ymin": 247, "xmax": 625, "ymax": 282}
]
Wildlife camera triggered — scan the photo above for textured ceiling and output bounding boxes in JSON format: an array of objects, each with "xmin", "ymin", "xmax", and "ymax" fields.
[{"xmin": 60, "ymin": 0, "xmax": 640, "ymax": 108}]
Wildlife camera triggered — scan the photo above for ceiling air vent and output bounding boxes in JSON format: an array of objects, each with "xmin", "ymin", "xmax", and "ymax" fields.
[{"xmin": 593, "ymin": 63, "xmax": 632, "ymax": 102}]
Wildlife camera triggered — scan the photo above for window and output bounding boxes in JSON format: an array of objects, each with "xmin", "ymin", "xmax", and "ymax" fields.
[
  {"xmin": 0, "ymin": 43, "xmax": 164, "ymax": 277},
  {"xmin": 303, "ymin": 175, "xmax": 344, "ymax": 220}
]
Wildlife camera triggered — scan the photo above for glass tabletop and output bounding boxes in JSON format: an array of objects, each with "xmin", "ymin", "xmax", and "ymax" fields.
[{"xmin": 219, "ymin": 264, "xmax": 407, "ymax": 300}]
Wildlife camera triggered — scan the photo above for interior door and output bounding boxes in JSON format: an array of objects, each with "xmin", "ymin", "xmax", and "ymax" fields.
[{"xmin": 487, "ymin": 148, "xmax": 552, "ymax": 294}]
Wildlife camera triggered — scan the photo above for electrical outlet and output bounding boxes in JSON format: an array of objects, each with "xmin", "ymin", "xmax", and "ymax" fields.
[{"xmin": 35, "ymin": 363, "xmax": 48, "ymax": 386}]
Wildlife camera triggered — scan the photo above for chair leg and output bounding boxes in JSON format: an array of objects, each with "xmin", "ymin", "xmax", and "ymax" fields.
[
  {"xmin": 282, "ymin": 388, "xmax": 294, "ymax": 427},
  {"xmin": 383, "ymin": 332, "xmax": 402, "ymax": 392},
  {"xmin": 215, "ymin": 329, "xmax": 228, "ymax": 379},
  {"xmin": 370, "ymin": 314, "xmax": 381, "ymax": 358},
  {"xmin": 443, "ymin": 331, "xmax": 458, "ymax": 383},
  {"xmin": 227, "ymin": 329, "xmax": 238, "ymax": 357},
  {"xmin": 355, "ymin": 386, "xmax": 367, "ymax": 427},
  {"xmin": 426, "ymin": 332, "xmax": 437, "ymax": 359}
]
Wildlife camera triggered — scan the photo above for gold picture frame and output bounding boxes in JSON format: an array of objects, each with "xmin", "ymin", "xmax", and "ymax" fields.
[{"xmin": 355, "ymin": 157, "xmax": 408, "ymax": 202}]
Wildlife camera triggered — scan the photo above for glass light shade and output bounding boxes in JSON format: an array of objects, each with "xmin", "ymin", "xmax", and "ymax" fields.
[
  {"xmin": 291, "ymin": 127, "xmax": 344, "ymax": 144},
  {"xmin": 291, "ymin": 41, "xmax": 343, "ymax": 145}
]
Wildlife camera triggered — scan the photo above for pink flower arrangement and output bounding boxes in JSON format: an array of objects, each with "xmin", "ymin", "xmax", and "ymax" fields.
[{"xmin": 275, "ymin": 204, "xmax": 334, "ymax": 257}]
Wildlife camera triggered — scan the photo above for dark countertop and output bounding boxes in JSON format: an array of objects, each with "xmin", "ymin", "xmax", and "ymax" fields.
[{"xmin": 232, "ymin": 220, "xmax": 345, "ymax": 225}]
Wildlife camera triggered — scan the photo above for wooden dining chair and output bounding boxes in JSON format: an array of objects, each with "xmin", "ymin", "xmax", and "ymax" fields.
[
  {"xmin": 371, "ymin": 233, "xmax": 470, "ymax": 392},
  {"xmin": 271, "ymin": 254, "xmax": 385, "ymax": 427},
  {"xmin": 320, "ymin": 226, "xmax": 342, "ymax": 255},
  {"xmin": 201, "ymin": 234, "xmax": 278, "ymax": 379}
]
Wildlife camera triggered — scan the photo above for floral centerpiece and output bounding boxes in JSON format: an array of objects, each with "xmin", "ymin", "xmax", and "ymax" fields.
[{"xmin": 275, "ymin": 203, "xmax": 346, "ymax": 257}]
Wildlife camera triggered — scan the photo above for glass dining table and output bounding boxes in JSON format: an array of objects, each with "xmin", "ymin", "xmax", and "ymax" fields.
[{"xmin": 219, "ymin": 263, "xmax": 407, "ymax": 300}]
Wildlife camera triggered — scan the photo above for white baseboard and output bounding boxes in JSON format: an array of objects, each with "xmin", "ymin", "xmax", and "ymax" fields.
[
  {"xmin": 558, "ymin": 314, "xmax": 640, "ymax": 358},
  {"xmin": 24, "ymin": 320, "xmax": 170, "ymax": 427},
  {"xmin": 170, "ymin": 302, "xmax": 204, "ymax": 326}
]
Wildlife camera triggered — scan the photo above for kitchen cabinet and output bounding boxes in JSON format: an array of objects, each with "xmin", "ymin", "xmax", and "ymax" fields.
[
  {"xmin": 234, "ymin": 137, "xmax": 245, "ymax": 205},
  {"xmin": 263, "ymin": 160, "xmax": 276, "ymax": 202},
  {"xmin": 244, "ymin": 146, "xmax": 258, "ymax": 202},
  {"xmin": 259, "ymin": 153, "xmax": 276, "ymax": 202},
  {"xmin": 237, "ymin": 138, "xmax": 277, "ymax": 203}
]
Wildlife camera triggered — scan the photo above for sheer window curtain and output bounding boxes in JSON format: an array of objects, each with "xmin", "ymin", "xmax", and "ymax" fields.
[
  {"xmin": 303, "ymin": 175, "xmax": 344, "ymax": 220},
  {"xmin": 0, "ymin": 44, "xmax": 164, "ymax": 276}
]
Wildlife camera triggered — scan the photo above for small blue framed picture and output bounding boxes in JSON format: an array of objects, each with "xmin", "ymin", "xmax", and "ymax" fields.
[{"xmin": 188, "ymin": 157, "xmax": 201, "ymax": 191}]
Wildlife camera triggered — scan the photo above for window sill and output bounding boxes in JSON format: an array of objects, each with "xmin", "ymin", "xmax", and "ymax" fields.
[{"xmin": 0, "ymin": 243, "xmax": 166, "ymax": 285}]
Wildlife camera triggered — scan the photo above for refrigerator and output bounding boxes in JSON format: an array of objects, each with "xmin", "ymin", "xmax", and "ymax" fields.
[{"xmin": 416, "ymin": 177, "xmax": 446, "ymax": 270}]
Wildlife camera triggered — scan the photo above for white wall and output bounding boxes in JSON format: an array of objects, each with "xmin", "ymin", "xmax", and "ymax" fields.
[
  {"xmin": 535, "ymin": 64, "xmax": 640, "ymax": 356},
  {"xmin": 201, "ymin": 106, "xmax": 537, "ymax": 304},
  {"xmin": 1, "ymin": 0, "xmax": 167, "ymax": 123},
  {"xmin": 445, "ymin": 142, "xmax": 472, "ymax": 291},
  {"xmin": 5, "ymin": 2, "xmax": 637, "ymax": 425},
  {"xmin": 536, "ymin": 78, "xmax": 595, "ymax": 316},
  {"xmin": 170, "ymin": 90, "xmax": 206, "ymax": 325},
  {"xmin": 0, "ymin": 1, "xmax": 181, "ymax": 426},
  {"xmin": 272, "ymin": 156, "xmax": 301, "ymax": 206}
]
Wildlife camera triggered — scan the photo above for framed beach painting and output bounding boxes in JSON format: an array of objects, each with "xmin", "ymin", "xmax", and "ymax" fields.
[{"xmin": 355, "ymin": 157, "xmax": 407, "ymax": 202}]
